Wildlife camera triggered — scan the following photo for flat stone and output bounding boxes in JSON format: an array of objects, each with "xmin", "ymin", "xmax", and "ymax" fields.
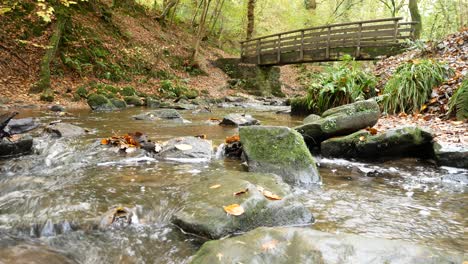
[
  {"xmin": 132, "ymin": 109, "xmax": 182, "ymax": 121},
  {"xmin": 434, "ymin": 143, "xmax": 468, "ymax": 169},
  {"xmin": 0, "ymin": 135, "xmax": 33, "ymax": 158},
  {"xmin": 295, "ymin": 99, "xmax": 380, "ymax": 146},
  {"xmin": 303, "ymin": 114, "xmax": 321, "ymax": 124},
  {"xmin": 172, "ymin": 171, "xmax": 313, "ymax": 239},
  {"xmin": 240, "ymin": 126, "xmax": 320, "ymax": 186},
  {"xmin": 49, "ymin": 105, "xmax": 65, "ymax": 112},
  {"xmin": 321, "ymin": 126, "xmax": 434, "ymax": 160},
  {"xmin": 5, "ymin": 118, "xmax": 40, "ymax": 135},
  {"xmin": 45, "ymin": 123, "xmax": 86, "ymax": 138},
  {"xmin": 191, "ymin": 227, "xmax": 463, "ymax": 264},
  {"xmin": 156, "ymin": 136, "xmax": 212, "ymax": 162},
  {"xmin": 219, "ymin": 113, "xmax": 260, "ymax": 127}
]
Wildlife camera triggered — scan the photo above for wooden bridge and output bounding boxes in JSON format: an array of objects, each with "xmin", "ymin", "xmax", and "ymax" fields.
[{"xmin": 240, "ymin": 17, "xmax": 417, "ymax": 66}]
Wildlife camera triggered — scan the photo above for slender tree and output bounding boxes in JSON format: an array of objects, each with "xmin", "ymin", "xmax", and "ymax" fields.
[
  {"xmin": 246, "ymin": 0, "xmax": 256, "ymax": 40},
  {"xmin": 192, "ymin": 0, "xmax": 212, "ymax": 61},
  {"xmin": 409, "ymin": 0, "xmax": 422, "ymax": 39}
]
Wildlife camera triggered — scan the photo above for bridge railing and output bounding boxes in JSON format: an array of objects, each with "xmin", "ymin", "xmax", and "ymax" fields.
[{"xmin": 240, "ymin": 17, "xmax": 417, "ymax": 65}]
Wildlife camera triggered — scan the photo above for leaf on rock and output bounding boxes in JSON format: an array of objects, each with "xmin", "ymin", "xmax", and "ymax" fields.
[
  {"xmin": 262, "ymin": 190, "xmax": 282, "ymax": 200},
  {"xmin": 175, "ymin": 144, "xmax": 193, "ymax": 151},
  {"xmin": 223, "ymin": 204, "xmax": 244, "ymax": 216},
  {"xmin": 261, "ymin": 239, "xmax": 279, "ymax": 252},
  {"xmin": 233, "ymin": 188, "xmax": 249, "ymax": 196},
  {"xmin": 195, "ymin": 134, "xmax": 207, "ymax": 139},
  {"xmin": 365, "ymin": 127, "xmax": 378, "ymax": 135},
  {"xmin": 209, "ymin": 184, "xmax": 221, "ymax": 189},
  {"xmin": 359, "ymin": 136, "xmax": 366, "ymax": 142},
  {"xmin": 101, "ymin": 138, "xmax": 109, "ymax": 145},
  {"xmin": 225, "ymin": 134, "xmax": 240, "ymax": 144}
]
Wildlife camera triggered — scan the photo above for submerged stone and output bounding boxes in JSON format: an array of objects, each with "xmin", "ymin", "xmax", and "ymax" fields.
[
  {"xmin": 240, "ymin": 126, "xmax": 320, "ymax": 186},
  {"xmin": 321, "ymin": 126, "xmax": 434, "ymax": 160},
  {"xmin": 295, "ymin": 99, "xmax": 380, "ymax": 145},
  {"xmin": 45, "ymin": 123, "xmax": 86, "ymax": 138},
  {"xmin": 434, "ymin": 143, "xmax": 468, "ymax": 169},
  {"xmin": 156, "ymin": 136, "xmax": 212, "ymax": 162},
  {"xmin": 0, "ymin": 135, "xmax": 33, "ymax": 158},
  {"xmin": 220, "ymin": 113, "xmax": 260, "ymax": 127},
  {"xmin": 132, "ymin": 109, "xmax": 183, "ymax": 121},
  {"xmin": 191, "ymin": 227, "xmax": 463, "ymax": 264},
  {"xmin": 172, "ymin": 171, "xmax": 313, "ymax": 239}
]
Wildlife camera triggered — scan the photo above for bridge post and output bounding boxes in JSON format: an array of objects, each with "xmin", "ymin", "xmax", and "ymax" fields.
[
  {"xmin": 356, "ymin": 22, "xmax": 362, "ymax": 58},
  {"xmin": 256, "ymin": 39, "xmax": 261, "ymax": 64},
  {"xmin": 393, "ymin": 19, "xmax": 399, "ymax": 43},
  {"xmin": 326, "ymin": 26, "xmax": 331, "ymax": 59},
  {"xmin": 300, "ymin": 30, "xmax": 304, "ymax": 61},
  {"xmin": 277, "ymin": 34, "xmax": 281, "ymax": 64}
]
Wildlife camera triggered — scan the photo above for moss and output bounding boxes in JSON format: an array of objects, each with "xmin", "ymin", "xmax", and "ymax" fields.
[
  {"xmin": 110, "ymin": 98, "xmax": 127, "ymax": 109},
  {"xmin": 120, "ymin": 86, "xmax": 137, "ymax": 96},
  {"xmin": 185, "ymin": 89, "xmax": 199, "ymax": 99},
  {"xmin": 87, "ymin": 93, "xmax": 115, "ymax": 110},
  {"xmin": 40, "ymin": 89, "xmax": 55, "ymax": 102},
  {"xmin": 75, "ymin": 86, "xmax": 88, "ymax": 98},
  {"xmin": 124, "ymin": 95, "xmax": 143, "ymax": 106}
]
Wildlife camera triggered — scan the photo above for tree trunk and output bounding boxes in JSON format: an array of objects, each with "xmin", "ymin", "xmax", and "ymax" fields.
[
  {"xmin": 192, "ymin": 0, "xmax": 211, "ymax": 61},
  {"xmin": 30, "ymin": 14, "xmax": 67, "ymax": 99},
  {"xmin": 246, "ymin": 0, "xmax": 255, "ymax": 40},
  {"xmin": 210, "ymin": 0, "xmax": 225, "ymax": 33},
  {"xmin": 191, "ymin": 0, "xmax": 203, "ymax": 27},
  {"xmin": 157, "ymin": 0, "xmax": 177, "ymax": 22},
  {"xmin": 409, "ymin": 0, "xmax": 422, "ymax": 39}
]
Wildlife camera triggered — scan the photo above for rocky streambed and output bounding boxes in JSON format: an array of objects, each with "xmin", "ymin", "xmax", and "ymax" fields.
[{"xmin": 0, "ymin": 100, "xmax": 466, "ymax": 263}]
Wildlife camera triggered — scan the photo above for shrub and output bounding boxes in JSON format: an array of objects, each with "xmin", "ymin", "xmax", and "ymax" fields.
[
  {"xmin": 120, "ymin": 86, "xmax": 137, "ymax": 96},
  {"xmin": 382, "ymin": 59, "xmax": 453, "ymax": 114},
  {"xmin": 295, "ymin": 55, "xmax": 376, "ymax": 114},
  {"xmin": 75, "ymin": 86, "xmax": 88, "ymax": 98},
  {"xmin": 448, "ymin": 78, "xmax": 468, "ymax": 120}
]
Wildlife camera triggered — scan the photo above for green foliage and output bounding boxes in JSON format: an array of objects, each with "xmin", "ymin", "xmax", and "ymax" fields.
[
  {"xmin": 297, "ymin": 55, "xmax": 377, "ymax": 114},
  {"xmin": 120, "ymin": 86, "xmax": 137, "ymax": 96},
  {"xmin": 448, "ymin": 79, "xmax": 468, "ymax": 121},
  {"xmin": 40, "ymin": 89, "xmax": 55, "ymax": 102},
  {"xmin": 158, "ymin": 80, "xmax": 198, "ymax": 99},
  {"xmin": 75, "ymin": 85, "xmax": 88, "ymax": 98},
  {"xmin": 382, "ymin": 59, "xmax": 453, "ymax": 114}
]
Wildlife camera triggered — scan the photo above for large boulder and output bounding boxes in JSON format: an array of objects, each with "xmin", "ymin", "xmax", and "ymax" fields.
[
  {"xmin": 240, "ymin": 126, "xmax": 320, "ymax": 186},
  {"xmin": 156, "ymin": 136, "xmax": 212, "ymax": 162},
  {"xmin": 303, "ymin": 114, "xmax": 321, "ymax": 124},
  {"xmin": 45, "ymin": 123, "xmax": 86, "ymax": 138},
  {"xmin": 87, "ymin": 94, "xmax": 116, "ymax": 111},
  {"xmin": 172, "ymin": 171, "xmax": 313, "ymax": 239},
  {"xmin": 434, "ymin": 143, "xmax": 468, "ymax": 169},
  {"xmin": 295, "ymin": 99, "xmax": 380, "ymax": 145},
  {"xmin": 132, "ymin": 109, "xmax": 182, "ymax": 121},
  {"xmin": 191, "ymin": 227, "xmax": 463, "ymax": 264},
  {"xmin": 219, "ymin": 113, "xmax": 260, "ymax": 127},
  {"xmin": 5, "ymin": 118, "xmax": 40, "ymax": 134},
  {"xmin": 321, "ymin": 126, "xmax": 434, "ymax": 160},
  {"xmin": 0, "ymin": 135, "xmax": 33, "ymax": 158}
]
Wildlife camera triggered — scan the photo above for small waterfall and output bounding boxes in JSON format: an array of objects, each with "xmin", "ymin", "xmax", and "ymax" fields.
[{"xmin": 215, "ymin": 143, "xmax": 225, "ymax": 159}]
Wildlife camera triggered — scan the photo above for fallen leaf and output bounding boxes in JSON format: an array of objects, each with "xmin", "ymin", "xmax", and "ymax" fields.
[
  {"xmin": 8, "ymin": 134, "xmax": 21, "ymax": 142},
  {"xmin": 366, "ymin": 127, "xmax": 378, "ymax": 135},
  {"xmin": 451, "ymin": 121, "xmax": 463, "ymax": 125},
  {"xmin": 263, "ymin": 190, "xmax": 282, "ymax": 200},
  {"xmin": 175, "ymin": 144, "xmax": 193, "ymax": 151},
  {"xmin": 209, "ymin": 184, "xmax": 221, "ymax": 189},
  {"xmin": 420, "ymin": 104, "xmax": 428, "ymax": 112},
  {"xmin": 223, "ymin": 204, "xmax": 244, "ymax": 216},
  {"xmin": 225, "ymin": 134, "xmax": 240, "ymax": 144},
  {"xmin": 195, "ymin": 134, "xmax": 207, "ymax": 139},
  {"xmin": 233, "ymin": 188, "xmax": 249, "ymax": 196},
  {"xmin": 359, "ymin": 136, "xmax": 366, "ymax": 142},
  {"xmin": 261, "ymin": 239, "xmax": 279, "ymax": 251},
  {"xmin": 101, "ymin": 138, "xmax": 109, "ymax": 145}
]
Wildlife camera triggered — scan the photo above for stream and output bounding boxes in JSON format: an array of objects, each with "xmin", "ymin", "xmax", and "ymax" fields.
[{"xmin": 0, "ymin": 106, "xmax": 466, "ymax": 263}]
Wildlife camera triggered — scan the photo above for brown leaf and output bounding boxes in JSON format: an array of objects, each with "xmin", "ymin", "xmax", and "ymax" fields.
[
  {"xmin": 195, "ymin": 134, "xmax": 207, "ymax": 139},
  {"xmin": 261, "ymin": 239, "xmax": 279, "ymax": 251},
  {"xmin": 225, "ymin": 134, "xmax": 240, "ymax": 144},
  {"xmin": 262, "ymin": 190, "xmax": 282, "ymax": 200},
  {"xmin": 233, "ymin": 188, "xmax": 249, "ymax": 196},
  {"xmin": 366, "ymin": 127, "xmax": 378, "ymax": 135},
  {"xmin": 223, "ymin": 204, "xmax": 244, "ymax": 216}
]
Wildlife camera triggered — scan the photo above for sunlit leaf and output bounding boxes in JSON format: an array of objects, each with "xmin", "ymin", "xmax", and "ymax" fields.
[
  {"xmin": 261, "ymin": 239, "xmax": 279, "ymax": 251},
  {"xmin": 209, "ymin": 184, "xmax": 221, "ymax": 189},
  {"xmin": 262, "ymin": 190, "xmax": 282, "ymax": 200},
  {"xmin": 175, "ymin": 144, "xmax": 193, "ymax": 151},
  {"xmin": 225, "ymin": 134, "xmax": 240, "ymax": 144},
  {"xmin": 223, "ymin": 204, "xmax": 244, "ymax": 216}
]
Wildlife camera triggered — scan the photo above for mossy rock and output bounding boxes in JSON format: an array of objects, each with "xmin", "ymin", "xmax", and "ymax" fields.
[
  {"xmin": 303, "ymin": 114, "xmax": 321, "ymax": 124},
  {"xmin": 184, "ymin": 89, "xmax": 199, "ymax": 99},
  {"xmin": 124, "ymin": 96, "xmax": 144, "ymax": 106},
  {"xmin": 295, "ymin": 99, "xmax": 380, "ymax": 146},
  {"xmin": 40, "ymin": 90, "xmax": 54, "ymax": 102},
  {"xmin": 240, "ymin": 126, "xmax": 320, "ymax": 186},
  {"xmin": 146, "ymin": 97, "xmax": 161, "ymax": 108},
  {"xmin": 191, "ymin": 227, "xmax": 463, "ymax": 264},
  {"xmin": 120, "ymin": 86, "xmax": 137, "ymax": 96},
  {"xmin": 87, "ymin": 93, "xmax": 116, "ymax": 111},
  {"xmin": 433, "ymin": 143, "xmax": 468, "ymax": 169},
  {"xmin": 109, "ymin": 99, "xmax": 127, "ymax": 109},
  {"xmin": 321, "ymin": 126, "xmax": 434, "ymax": 160},
  {"xmin": 172, "ymin": 171, "xmax": 313, "ymax": 239}
]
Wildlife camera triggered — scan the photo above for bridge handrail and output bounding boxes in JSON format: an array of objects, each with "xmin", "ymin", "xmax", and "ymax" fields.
[{"xmin": 240, "ymin": 17, "xmax": 404, "ymax": 44}]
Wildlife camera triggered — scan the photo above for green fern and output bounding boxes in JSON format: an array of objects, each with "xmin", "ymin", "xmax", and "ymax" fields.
[
  {"xmin": 448, "ymin": 79, "xmax": 468, "ymax": 121},
  {"xmin": 382, "ymin": 59, "xmax": 453, "ymax": 114}
]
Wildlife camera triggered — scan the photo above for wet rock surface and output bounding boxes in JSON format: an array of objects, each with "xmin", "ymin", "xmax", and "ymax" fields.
[
  {"xmin": 156, "ymin": 136, "xmax": 212, "ymax": 162},
  {"xmin": 132, "ymin": 109, "xmax": 183, "ymax": 121},
  {"xmin": 240, "ymin": 126, "xmax": 320, "ymax": 186},
  {"xmin": 45, "ymin": 122, "xmax": 86, "ymax": 138},
  {"xmin": 219, "ymin": 113, "xmax": 260, "ymax": 127},
  {"xmin": 321, "ymin": 126, "xmax": 434, "ymax": 160},
  {"xmin": 295, "ymin": 99, "xmax": 380, "ymax": 145},
  {"xmin": 172, "ymin": 171, "xmax": 313, "ymax": 239},
  {"xmin": 87, "ymin": 94, "xmax": 117, "ymax": 111},
  {"xmin": 434, "ymin": 143, "xmax": 468, "ymax": 169},
  {"xmin": 5, "ymin": 118, "xmax": 40, "ymax": 135},
  {"xmin": 0, "ymin": 135, "xmax": 33, "ymax": 158},
  {"xmin": 303, "ymin": 114, "xmax": 321, "ymax": 124},
  {"xmin": 191, "ymin": 227, "xmax": 463, "ymax": 264},
  {"xmin": 0, "ymin": 239, "xmax": 78, "ymax": 264}
]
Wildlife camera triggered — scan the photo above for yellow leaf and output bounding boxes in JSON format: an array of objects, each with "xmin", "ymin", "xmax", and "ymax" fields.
[
  {"xmin": 175, "ymin": 144, "xmax": 193, "ymax": 151},
  {"xmin": 209, "ymin": 184, "xmax": 221, "ymax": 189},
  {"xmin": 359, "ymin": 136, "xmax": 366, "ymax": 142},
  {"xmin": 420, "ymin": 104, "xmax": 428, "ymax": 112},
  {"xmin": 261, "ymin": 239, "xmax": 279, "ymax": 251},
  {"xmin": 223, "ymin": 204, "xmax": 244, "ymax": 216},
  {"xmin": 263, "ymin": 190, "xmax": 282, "ymax": 200}
]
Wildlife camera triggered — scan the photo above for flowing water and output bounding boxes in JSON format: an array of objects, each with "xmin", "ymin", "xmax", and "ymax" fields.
[{"xmin": 0, "ymin": 106, "xmax": 466, "ymax": 263}]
